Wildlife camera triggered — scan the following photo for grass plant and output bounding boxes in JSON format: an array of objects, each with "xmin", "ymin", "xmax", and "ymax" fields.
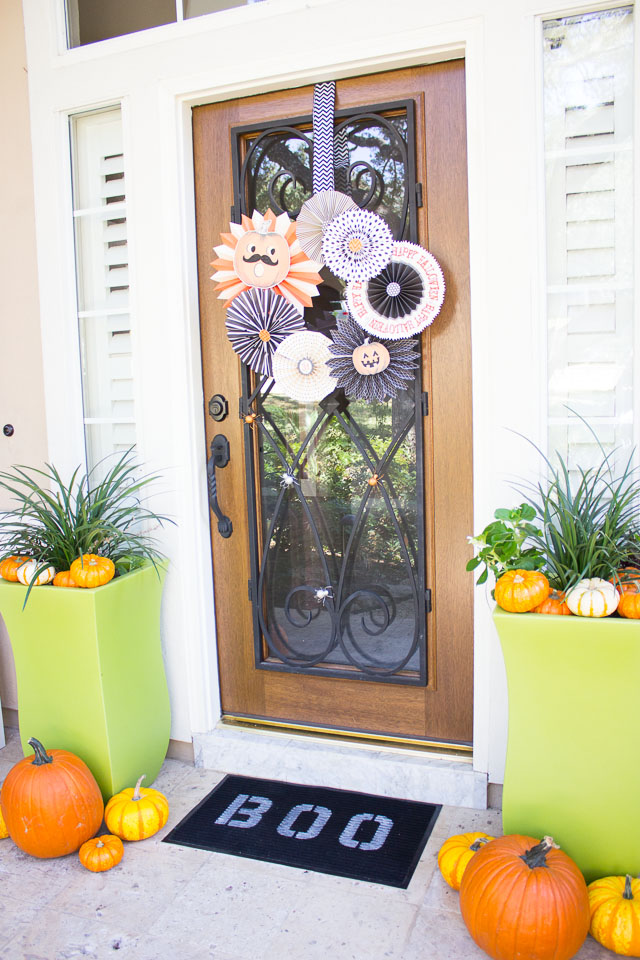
[{"xmin": 0, "ymin": 449, "xmax": 171, "ymax": 600}]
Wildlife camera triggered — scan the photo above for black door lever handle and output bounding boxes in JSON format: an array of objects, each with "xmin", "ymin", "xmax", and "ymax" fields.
[{"xmin": 207, "ymin": 434, "xmax": 232, "ymax": 538}]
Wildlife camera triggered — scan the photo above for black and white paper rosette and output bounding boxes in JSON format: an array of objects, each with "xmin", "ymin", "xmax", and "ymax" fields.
[
  {"xmin": 272, "ymin": 331, "xmax": 337, "ymax": 403},
  {"xmin": 346, "ymin": 242, "xmax": 446, "ymax": 339},
  {"xmin": 225, "ymin": 288, "xmax": 306, "ymax": 376},
  {"xmin": 296, "ymin": 190, "xmax": 357, "ymax": 264},
  {"xmin": 327, "ymin": 312, "xmax": 418, "ymax": 403},
  {"xmin": 322, "ymin": 208, "xmax": 394, "ymax": 283}
]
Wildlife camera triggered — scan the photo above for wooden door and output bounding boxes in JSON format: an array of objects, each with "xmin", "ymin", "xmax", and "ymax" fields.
[{"xmin": 194, "ymin": 62, "xmax": 473, "ymax": 746}]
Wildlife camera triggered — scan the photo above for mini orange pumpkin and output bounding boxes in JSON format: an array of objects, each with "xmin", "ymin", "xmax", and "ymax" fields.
[
  {"xmin": 494, "ymin": 569, "xmax": 550, "ymax": 613},
  {"xmin": 532, "ymin": 589, "xmax": 572, "ymax": 615},
  {"xmin": 612, "ymin": 567, "xmax": 640, "ymax": 592},
  {"xmin": 70, "ymin": 554, "xmax": 115, "ymax": 588},
  {"xmin": 438, "ymin": 832, "xmax": 494, "ymax": 890},
  {"xmin": 53, "ymin": 570, "xmax": 78, "ymax": 588},
  {"xmin": 0, "ymin": 556, "xmax": 30, "ymax": 581},
  {"xmin": 617, "ymin": 584, "xmax": 640, "ymax": 620},
  {"xmin": 78, "ymin": 834, "xmax": 124, "ymax": 872},
  {"xmin": 104, "ymin": 775, "xmax": 169, "ymax": 842}
]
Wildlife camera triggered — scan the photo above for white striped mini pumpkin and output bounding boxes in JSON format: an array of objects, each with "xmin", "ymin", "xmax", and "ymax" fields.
[
  {"xmin": 566, "ymin": 578, "xmax": 619, "ymax": 618},
  {"xmin": 15, "ymin": 560, "xmax": 56, "ymax": 587}
]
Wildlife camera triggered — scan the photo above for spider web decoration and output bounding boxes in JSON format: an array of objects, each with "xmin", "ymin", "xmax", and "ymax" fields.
[
  {"xmin": 225, "ymin": 288, "xmax": 306, "ymax": 376},
  {"xmin": 347, "ymin": 242, "xmax": 446, "ymax": 339},
  {"xmin": 322, "ymin": 208, "xmax": 394, "ymax": 282},
  {"xmin": 327, "ymin": 313, "xmax": 418, "ymax": 403}
]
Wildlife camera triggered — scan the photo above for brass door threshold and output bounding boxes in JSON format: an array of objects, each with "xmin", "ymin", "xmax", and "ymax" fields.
[{"xmin": 221, "ymin": 715, "xmax": 473, "ymax": 760}]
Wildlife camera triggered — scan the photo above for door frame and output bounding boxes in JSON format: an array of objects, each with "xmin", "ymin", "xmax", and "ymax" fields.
[{"xmin": 171, "ymin": 32, "xmax": 493, "ymax": 762}]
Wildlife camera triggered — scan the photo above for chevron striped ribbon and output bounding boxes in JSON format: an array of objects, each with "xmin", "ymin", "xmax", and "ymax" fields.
[
  {"xmin": 312, "ymin": 81, "xmax": 336, "ymax": 193},
  {"xmin": 334, "ymin": 126, "xmax": 351, "ymax": 195}
]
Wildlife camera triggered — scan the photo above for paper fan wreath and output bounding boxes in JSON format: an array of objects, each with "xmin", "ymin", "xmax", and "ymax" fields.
[
  {"xmin": 322, "ymin": 208, "xmax": 394, "ymax": 283},
  {"xmin": 296, "ymin": 190, "xmax": 358, "ymax": 264},
  {"xmin": 211, "ymin": 208, "xmax": 323, "ymax": 314},
  {"xmin": 225, "ymin": 288, "xmax": 306, "ymax": 376},
  {"xmin": 327, "ymin": 312, "xmax": 418, "ymax": 402},
  {"xmin": 272, "ymin": 331, "xmax": 337, "ymax": 403},
  {"xmin": 346, "ymin": 242, "xmax": 446, "ymax": 339}
]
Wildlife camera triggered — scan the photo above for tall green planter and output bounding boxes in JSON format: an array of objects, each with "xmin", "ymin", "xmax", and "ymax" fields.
[
  {"xmin": 0, "ymin": 564, "xmax": 170, "ymax": 800},
  {"xmin": 494, "ymin": 607, "xmax": 640, "ymax": 882}
]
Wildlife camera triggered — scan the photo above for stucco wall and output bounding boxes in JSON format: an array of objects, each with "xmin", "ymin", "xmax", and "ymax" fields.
[{"xmin": 0, "ymin": 0, "xmax": 48, "ymax": 713}]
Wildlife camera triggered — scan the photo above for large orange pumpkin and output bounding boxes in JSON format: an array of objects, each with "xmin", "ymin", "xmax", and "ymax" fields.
[
  {"xmin": 0, "ymin": 556, "xmax": 30, "ymax": 581},
  {"xmin": 459, "ymin": 834, "xmax": 590, "ymax": 960},
  {"xmin": 532, "ymin": 589, "xmax": 572, "ymax": 615},
  {"xmin": 0, "ymin": 737, "xmax": 104, "ymax": 858},
  {"xmin": 494, "ymin": 570, "xmax": 550, "ymax": 613}
]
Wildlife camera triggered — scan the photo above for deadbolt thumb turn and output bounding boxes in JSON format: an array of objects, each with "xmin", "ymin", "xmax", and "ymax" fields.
[{"xmin": 207, "ymin": 434, "xmax": 232, "ymax": 539}]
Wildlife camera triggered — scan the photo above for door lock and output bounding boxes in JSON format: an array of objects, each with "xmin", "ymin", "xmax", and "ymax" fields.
[{"xmin": 209, "ymin": 394, "xmax": 229, "ymax": 422}]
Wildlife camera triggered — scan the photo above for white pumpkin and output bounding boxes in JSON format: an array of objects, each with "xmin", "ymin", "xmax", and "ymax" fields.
[
  {"xmin": 15, "ymin": 560, "xmax": 56, "ymax": 587},
  {"xmin": 566, "ymin": 578, "xmax": 619, "ymax": 617}
]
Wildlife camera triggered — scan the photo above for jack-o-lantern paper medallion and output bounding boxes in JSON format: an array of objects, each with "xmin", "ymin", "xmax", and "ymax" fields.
[
  {"xmin": 272, "ymin": 331, "xmax": 337, "ymax": 403},
  {"xmin": 347, "ymin": 242, "xmax": 445, "ymax": 339},
  {"xmin": 327, "ymin": 312, "xmax": 418, "ymax": 403},
  {"xmin": 322, "ymin": 208, "xmax": 394, "ymax": 283},
  {"xmin": 225, "ymin": 288, "xmax": 306, "ymax": 376},
  {"xmin": 211, "ymin": 208, "xmax": 323, "ymax": 314}
]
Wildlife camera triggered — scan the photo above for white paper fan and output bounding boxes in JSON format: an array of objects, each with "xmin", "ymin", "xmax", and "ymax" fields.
[
  {"xmin": 322, "ymin": 208, "xmax": 394, "ymax": 282},
  {"xmin": 296, "ymin": 190, "xmax": 358, "ymax": 263},
  {"xmin": 272, "ymin": 331, "xmax": 337, "ymax": 403}
]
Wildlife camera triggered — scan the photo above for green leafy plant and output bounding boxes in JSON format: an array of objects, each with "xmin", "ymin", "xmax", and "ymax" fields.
[
  {"xmin": 466, "ymin": 503, "xmax": 545, "ymax": 585},
  {"xmin": 0, "ymin": 449, "xmax": 171, "ymax": 602}
]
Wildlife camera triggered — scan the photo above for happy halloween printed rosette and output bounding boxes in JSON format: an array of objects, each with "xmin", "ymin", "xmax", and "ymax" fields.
[{"xmin": 346, "ymin": 242, "xmax": 445, "ymax": 339}]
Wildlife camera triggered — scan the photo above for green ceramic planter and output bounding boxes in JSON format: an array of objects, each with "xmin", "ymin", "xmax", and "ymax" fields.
[
  {"xmin": 494, "ymin": 607, "xmax": 640, "ymax": 882},
  {"xmin": 0, "ymin": 563, "xmax": 170, "ymax": 800}
]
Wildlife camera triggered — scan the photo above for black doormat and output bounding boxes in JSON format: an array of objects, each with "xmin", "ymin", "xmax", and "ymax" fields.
[{"xmin": 163, "ymin": 774, "xmax": 441, "ymax": 888}]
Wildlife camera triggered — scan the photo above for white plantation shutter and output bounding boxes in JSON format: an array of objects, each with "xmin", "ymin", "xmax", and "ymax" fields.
[
  {"xmin": 71, "ymin": 109, "xmax": 137, "ymax": 471},
  {"xmin": 543, "ymin": 7, "xmax": 634, "ymax": 475}
]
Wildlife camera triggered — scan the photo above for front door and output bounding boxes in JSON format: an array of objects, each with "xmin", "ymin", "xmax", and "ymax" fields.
[{"xmin": 194, "ymin": 63, "xmax": 473, "ymax": 746}]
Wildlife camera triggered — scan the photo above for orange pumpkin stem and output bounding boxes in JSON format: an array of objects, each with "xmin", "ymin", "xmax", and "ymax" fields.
[
  {"xmin": 624, "ymin": 875, "xmax": 634, "ymax": 900},
  {"xmin": 132, "ymin": 774, "xmax": 146, "ymax": 801},
  {"xmin": 520, "ymin": 835, "xmax": 559, "ymax": 869},
  {"xmin": 28, "ymin": 737, "xmax": 53, "ymax": 767}
]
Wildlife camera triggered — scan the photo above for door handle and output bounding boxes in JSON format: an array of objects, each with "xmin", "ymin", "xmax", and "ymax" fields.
[{"xmin": 207, "ymin": 434, "xmax": 233, "ymax": 539}]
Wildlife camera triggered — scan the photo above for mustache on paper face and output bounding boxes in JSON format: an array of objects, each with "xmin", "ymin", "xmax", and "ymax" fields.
[{"xmin": 242, "ymin": 252, "xmax": 280, "ymax": 266}]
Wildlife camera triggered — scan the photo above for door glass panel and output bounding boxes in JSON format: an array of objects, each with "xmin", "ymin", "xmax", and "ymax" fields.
[{"xmin": 234, "ymin": 101, "xmax": 426, "ymax": 683}]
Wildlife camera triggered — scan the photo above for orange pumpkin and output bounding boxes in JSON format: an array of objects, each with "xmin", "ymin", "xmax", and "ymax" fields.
[
  {"xmin": 459, "ymin": 835, "xmax": 590, "ymax": 960},
  {"xmin": 78, "ymin": 834, "xmax": 124, "ymax": 872},
  {"xmin": 588, "ymin": 874, "xmax": 640, "ymax": 956},
  {"xmin": 105, "ymin": 775, "xmax": 169, "ymax": 841},
  {"xmin": 617, "ymin": 584, "xmax": 640, "ymax": 620},
  {"xmin": 613, "ymin": 567, "xmax": 640, "ymax": 593},
  {"xmin": 437, "ymin": 832, "xmax": 494, "ymax": 890},
  {"xmin": 0, "ymin": 737, "xmax": 104, "ymax": 858},
  {"xmin": 70, "ymin": 554, "xmax": 115, "ymax": 588},
  {"xmin": 0, "ymin": 556, "xmax": 30, "ymax": 581},
  {"xmin": 494, "ymin": 569, "xmax": 550, "ymax": 613},
  {"xmin": 53, "ymin": 570, "xmax": 78, "ymax": 588},
  {"xmin": 532, "ymin": 589, "xmax": 572, "ymax": 615}
]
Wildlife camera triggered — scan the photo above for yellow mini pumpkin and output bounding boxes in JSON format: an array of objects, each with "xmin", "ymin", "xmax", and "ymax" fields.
[
  {"xmin": 438, "ymin": 832, "xmax": 495, "ymax": 890},
  {"xmin": 0, "ymin": 556, "xmax": 30, "ymax": 581},
  {"xmin": 566, "ymin": 578, "xmax": 620, "ymax": 617},
  {"xmin": 78, "ymin": 834, "xmax": 124, "ymax": 872},
  {"xmin": 104, "ymin": 775, "xmax": 169, "ymax": 841},
  {"xmin": 16, "ymin": 560, "xmax": 56, "ymax": 587},
  {"xmin": 70, "ymin": 554, "xmax": 115, "ymax": 589},
  {"xmin": 588, "ymin": 874, "xmax": 640, "ymax": 956},
  {"xmin": 0, "ymin": 805, "xmax": 8, "ymax": 840}
]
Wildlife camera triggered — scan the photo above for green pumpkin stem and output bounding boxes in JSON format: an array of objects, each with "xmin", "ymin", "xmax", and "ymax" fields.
[
  {"xmin": 520, "ymin": 835, "xmax": 559, "ymax": 869},
  {"xmin": 132, "ymin": 774, "xmax": 146, "ymax": 801},
  {"xmin": 28, "ymin": 737, "xmax": 53, "ymax": 766},
  {"xmin": 624, "ymin": 875, "xmax": 634, "ymax": 900},
  {"xmin": 470, "ymin": 837, "xmax": 491, "ymax": 852}
]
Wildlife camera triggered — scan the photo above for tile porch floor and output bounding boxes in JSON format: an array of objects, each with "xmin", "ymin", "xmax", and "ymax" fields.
[{"xmin": 0, "ymin": 727, "xmax": 612, "ymax": 960}]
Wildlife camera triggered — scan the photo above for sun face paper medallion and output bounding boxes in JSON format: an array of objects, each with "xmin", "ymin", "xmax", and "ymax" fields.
[{"xmin": 211, "ymin": 208, "xmax": 323, "ymax": 314}]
